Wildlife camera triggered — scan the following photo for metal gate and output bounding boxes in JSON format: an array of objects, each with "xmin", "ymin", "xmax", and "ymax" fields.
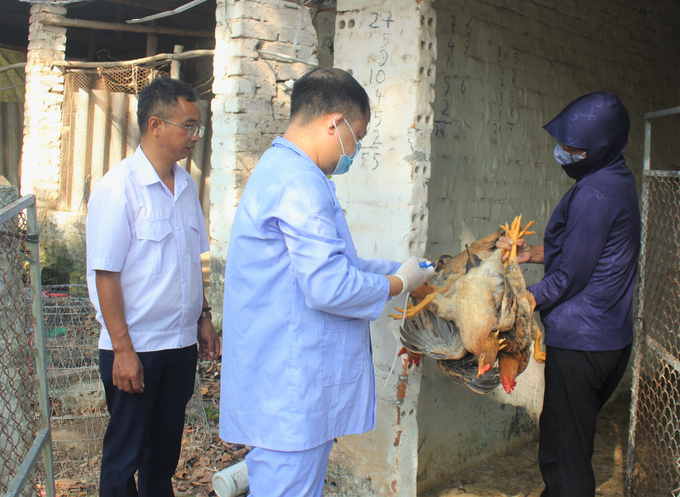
[
  {"xmin": 627, "ymin": 106, "xmax": 680, "ymax": 496},
  {"xmin": 0, "ymin": 193, "xmax": 55, "ymax": 497}
]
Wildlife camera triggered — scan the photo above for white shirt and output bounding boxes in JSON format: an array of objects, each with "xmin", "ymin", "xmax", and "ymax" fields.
[
  {"xmin": 219, "ymin": 137, "xmax": 400, "ymax": 451},
  {"xmin": 86, "ymin": 146, "xmax": 209, "ymax": 352}
]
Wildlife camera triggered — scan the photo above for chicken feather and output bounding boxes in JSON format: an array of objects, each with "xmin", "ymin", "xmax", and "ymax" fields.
[
  {"xmin": 393, "ymin": 217, "xmax": 543, "ymax": 394},
  {"xmin": 400, "ymin": 310, "xmax": 467, "ymax": 360}
]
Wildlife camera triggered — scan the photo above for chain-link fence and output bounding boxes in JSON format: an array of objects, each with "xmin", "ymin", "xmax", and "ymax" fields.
[
  {"xmin": 43, "ymin": 284, "xmax": 212, "ymax": 493},
  {"xmin": 43, "ymin": 284, "xmax": 106, "ymax": 488},
  {"xmin": 0, "ymin": 192, "xmax": 53, "ymax": 497},
  {"xmin": 627, "ymin": 171, "xmax": 680, "ymax": 496}
]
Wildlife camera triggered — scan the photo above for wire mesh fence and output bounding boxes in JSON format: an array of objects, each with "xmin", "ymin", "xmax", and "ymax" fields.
[
  {"xmin": 43, "ymin": 284, "xmax": 212, "ymax": 492},
  {"xmin": 59, "ymin": 68, "xmax": 159, "ymax": 213},
  {"xmin": 628, "ymin": 171, "xmax": 680, "ymax": 496},
  {"xmin": 0, "ymin": 195, "xmax": 44, "ymax": 496},
  {"xmin": 59, "ymin": 67, "xmax": 212, "ymax": 224},
  {"xmin": 0, "ymin": 101, "xmax": 23, "ymax": 187}
]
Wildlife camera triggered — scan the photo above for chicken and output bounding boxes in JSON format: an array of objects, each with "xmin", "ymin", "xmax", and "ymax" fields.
[{"xmin": 392, "ymin": 215, "xmax": 545, "ymax": 394}]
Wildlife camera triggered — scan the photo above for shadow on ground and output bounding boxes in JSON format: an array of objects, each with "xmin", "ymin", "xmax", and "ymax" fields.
[{"xmin": 420, "ymin": 393, "xmax": 630, "ymax": 497}]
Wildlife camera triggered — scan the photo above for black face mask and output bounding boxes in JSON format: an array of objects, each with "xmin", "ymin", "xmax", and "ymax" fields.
[{"xmin": 561, "ymin": 160, "xmax": 592, "ymax": 180}]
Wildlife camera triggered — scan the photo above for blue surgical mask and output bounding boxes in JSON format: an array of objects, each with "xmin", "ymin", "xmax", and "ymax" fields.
[
  {"xmin": 332, "ymin": 116, "xmax": 361, "ymax": 175},
  {"xmin": 553, "ymin": 143, "xmax": 586, "ymax": 166}
]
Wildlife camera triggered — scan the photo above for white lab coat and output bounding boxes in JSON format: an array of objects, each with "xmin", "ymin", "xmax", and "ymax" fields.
[{"xmin": 219, "ymin": 137, "xmax": 400, "ymax": 451}]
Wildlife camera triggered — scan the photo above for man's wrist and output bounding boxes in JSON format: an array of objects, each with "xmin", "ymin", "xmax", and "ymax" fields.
[
  {"xmin": 199, "ymin": 306, "xmax": 212, "ymax": 321},
  {"xmin": 394, "ymin": 274, "xmax": 408, "ymax": 296}
]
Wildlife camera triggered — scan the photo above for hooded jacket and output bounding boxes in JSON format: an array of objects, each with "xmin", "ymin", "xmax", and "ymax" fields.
[{"xmin": 527, "ymin": 91, "xmax": 641, "ymax": 351}]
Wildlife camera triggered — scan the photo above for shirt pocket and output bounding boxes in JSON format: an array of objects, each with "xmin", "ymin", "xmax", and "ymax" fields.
[
  {"xmin": 134, "ymin": 219, "xmax": 172, "ymax": 274},
  {"xmin": 319, "ymin": 319, "xmax": 366, "ymax": 386},
  {"xmin": 186, "ymin": 214, "xmax": 202, "ymax": 264}
]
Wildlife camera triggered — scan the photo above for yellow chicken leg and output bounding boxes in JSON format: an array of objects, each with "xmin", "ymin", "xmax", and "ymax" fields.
[
  {"xmin": 533, "ymin": 328, "xmax": 546, "ymax": 363},
  {"xmin": 500, "ymin": 215, "xmax": 536, "ymax": 265},
  {"xmin": 388, "ymin": 293, "xmax": 436, "ymax": 319}
]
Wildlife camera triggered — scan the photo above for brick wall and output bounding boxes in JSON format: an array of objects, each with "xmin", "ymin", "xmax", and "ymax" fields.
[
  {"xmin": 21, "ymin": 4, "xmax": 67, "ymax": 209},
  {"xmin": 209, "ymin": 0, "xmax": 318, "ymax": 324}
]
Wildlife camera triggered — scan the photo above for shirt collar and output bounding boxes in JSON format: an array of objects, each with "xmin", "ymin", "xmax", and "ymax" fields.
[
  {"xmin": 133, "ymin": 145, "xmax": 163, "ymax": 186},
  {"xmin": 133, "ymin": 145, "xmax": 189, "ymax": 197}
]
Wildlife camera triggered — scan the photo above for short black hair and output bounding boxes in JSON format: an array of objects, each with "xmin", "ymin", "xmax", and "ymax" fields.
[
  {"xmin": 137, "ymin": 77, "xmax": 198, "ymax": 134},
  {"xmin": 290, "ymin": 68, "xmax": 370, "ymax": 125}
]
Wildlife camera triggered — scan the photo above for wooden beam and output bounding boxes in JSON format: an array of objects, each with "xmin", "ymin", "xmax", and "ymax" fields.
[
  {"xmin": 51, "ymin": 49, "xmax": 214, "ymax": 69},
  {"xmin": 40, "ymin": 15, "xmax": 214, "ymax": 38},
  {"xmin": 100, "ymin": 0, "xmax": 212, "ymax": 24},
  {"xmin": 101, "ymin": 0, "xmax": 195, "ymax": 14},
  {"xmin": 0, "ymin": 63, "xmax": 27, "ymax": 76}
]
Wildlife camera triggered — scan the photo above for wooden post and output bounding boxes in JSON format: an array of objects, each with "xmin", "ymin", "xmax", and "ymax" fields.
[
  {"xmin": 87, "ymin": 29, "xmax": 98, "ymax": 61},
  {"xmin": 70, "ymin": 88, "xmax": 90, "ymax": 212},
  {"xmin": 171, "ymin": 45, "xmax": 184, "ymax": 80},
  {"xmin": 146, "ymin": 34, "xmax": 158, "ymax": 57},
  {"xmin": 109, "ymin": 92, "xmax": 127, "ymax": 169}
]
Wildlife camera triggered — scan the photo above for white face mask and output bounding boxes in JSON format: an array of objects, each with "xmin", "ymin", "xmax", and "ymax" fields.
[{"xmin": 553, "ymin": 143, "xmax": 586, "ymax": 166}]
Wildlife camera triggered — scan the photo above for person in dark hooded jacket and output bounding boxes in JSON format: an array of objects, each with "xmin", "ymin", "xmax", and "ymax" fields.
[{"xmin": 498, "ymin": 91, "xmax": 640, "ymax": 496}]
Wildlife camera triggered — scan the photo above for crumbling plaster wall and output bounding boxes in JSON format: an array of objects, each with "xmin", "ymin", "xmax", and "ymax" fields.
[
  {"xmin": 326, "ymin": 0, "xmax": 436, "ymax": 495},
  {"xmin": 418, "ymin": 0, "xmax": 680, "ymax": 492},
  {"xmin": 20, "ymin": 4, "xmax": 79, "ymax": 280},
  {"xmin": 21, "ymin": 4, "xmax": 66, "ymax": 209},
  {"xmin": 209, "ymin": 0, "xmax": 319, "ymax": 322},
  {"xmin": 211, "ymin": 0, "xmax": 436, "ymax": 494}
]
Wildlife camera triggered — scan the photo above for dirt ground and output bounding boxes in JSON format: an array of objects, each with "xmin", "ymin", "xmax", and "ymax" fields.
[
  {"xmin": 420, "ymin": 393, "xmax": 630, "ymax": 497},
  {"xmin": 49, "ymin": 362, "xmax": 629, "ymax": 497}
]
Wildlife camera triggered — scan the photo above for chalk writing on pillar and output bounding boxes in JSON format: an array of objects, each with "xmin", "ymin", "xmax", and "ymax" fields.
[{"xmin": 361, "ymin": 11, "xmax": 394, "ymax": 171}]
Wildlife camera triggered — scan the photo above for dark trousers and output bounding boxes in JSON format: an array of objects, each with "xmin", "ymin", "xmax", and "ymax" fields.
[
  {"xmin": 538, "ymin": 344, "xmax": 631, "ymax": 497},
  {"xmin": 99, "ymin": 346, "xmax": 198, "ymax": 497}
]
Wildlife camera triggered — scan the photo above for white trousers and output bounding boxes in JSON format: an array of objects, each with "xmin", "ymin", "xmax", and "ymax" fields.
[{"xmin": 245, "ymin": 440, "xmax": 334, "ymax": 497}]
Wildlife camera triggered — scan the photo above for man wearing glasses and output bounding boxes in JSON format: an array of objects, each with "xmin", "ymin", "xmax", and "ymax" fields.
[{"xmin": 86, "ymin": 77, "xmax": 220, "ymax": 497}]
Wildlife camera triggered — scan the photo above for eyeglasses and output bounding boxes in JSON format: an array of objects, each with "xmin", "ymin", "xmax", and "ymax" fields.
[{"xmin": 159, "ymin": 118, "xmax": 205, "ymax": 139}]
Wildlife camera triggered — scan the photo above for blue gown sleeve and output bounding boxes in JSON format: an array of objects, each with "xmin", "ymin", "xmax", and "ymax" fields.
[
  {"xmin": 358, "ymin": 258, "xmax": 401, "ymax": 276},
  {"xmin": 276, "ymin": 172, "xmax": 390, "ymax": 321},
  {"xmin": 528, "ymin": 184, "xmax": 613, "ymax": 312}
]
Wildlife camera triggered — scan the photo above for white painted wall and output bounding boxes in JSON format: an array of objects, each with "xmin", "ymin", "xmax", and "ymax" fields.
[
  {"xmin": 418, "ymin": 0, "xmax": 680, "ymax": 492},
  {"xmin": 327, "ymin": 0, "xmax": 436, "ymax": 495}
]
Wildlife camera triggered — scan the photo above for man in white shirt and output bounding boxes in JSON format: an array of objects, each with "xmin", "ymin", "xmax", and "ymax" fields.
[{"xmin": 86, "ymin": 77, "xmax": 220, "ymax": 497}]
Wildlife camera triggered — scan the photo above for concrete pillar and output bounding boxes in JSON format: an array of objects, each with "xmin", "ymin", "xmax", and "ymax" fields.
[
  {"xmin": 209, "ymin": 0, "xmax": 318, "ymax": 324},
  {"xmin": 20, "ymin": 4, "xmax": 67, "ymax": 209},
  {"xmin": 326, "ymin": 1, "xmax": 436, "ymax": 495}
]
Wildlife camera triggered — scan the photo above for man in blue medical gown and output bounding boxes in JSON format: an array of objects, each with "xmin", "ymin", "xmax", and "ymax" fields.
[{"xmin": 218, "ymin": 67, "xmax": 434, "ymax": 495}]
